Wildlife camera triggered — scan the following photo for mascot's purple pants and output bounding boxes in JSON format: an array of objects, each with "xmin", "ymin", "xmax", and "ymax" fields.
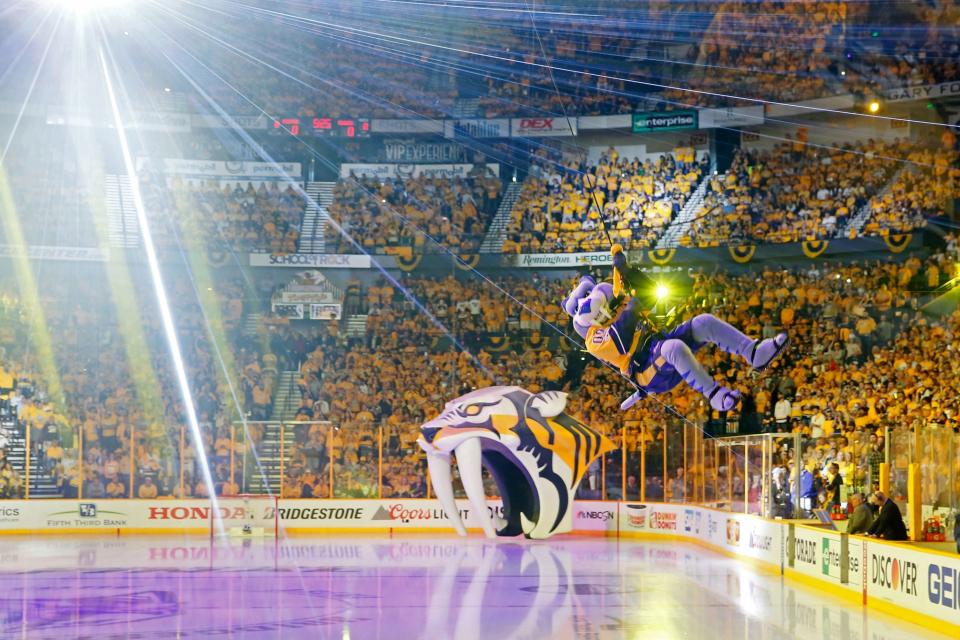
[{"xmin": 634, "ymin": 313, "xmax": 754, "ymax": 396}]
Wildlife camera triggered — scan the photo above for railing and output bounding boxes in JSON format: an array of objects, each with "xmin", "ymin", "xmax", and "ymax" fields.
[{"xmin": 9, "ymin": 411, "xmax": 958, "ymax": 536}]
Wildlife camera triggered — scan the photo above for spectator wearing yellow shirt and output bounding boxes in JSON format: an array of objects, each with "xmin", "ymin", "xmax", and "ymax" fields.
[{"xmin": 138, "ymin": 477, "xmax": 159, "ymax": 499}]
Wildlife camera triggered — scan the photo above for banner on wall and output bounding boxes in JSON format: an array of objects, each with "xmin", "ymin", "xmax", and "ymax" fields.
[
  {"xmin": 0, "ymin": 244, "xmax": 109, "ymax": 262},
  {"xmin": 279, "ymin": 291, "xmax": 338, "ymax": 305},
  {"xmin": 511, "ymin": 117, "xmax": 577, "ymax": 137},
  {"xmin": 370, "ymin": 119, "xmax": 446, "ymax": 135},
  {"xmin": 578, "ymin": 114, "xmax": 632, "ymax": 130},
  {"xmin": 339, "ymin": 163, "xmax": 499, "ymax": 180},
  {"xmin": 191, "ymin": 114, "xmax": 269, "ymax": 130},
  {"xmin": 383, "ymin": 139, "xmax": 468, "ymax": 163},
  {"xmin": 136, "ymin": 158, "xmax": 302, "ymax": 179},
  {"xmin": 447, "ymin": 118, "xmax": 511, "ymax": 139},
  {"xmin": 632, "ymin": 110, "xmax": 698, "ymax": 132},
  {"xmin": 698, "ymin": 106, "xmax": 765, "ymax": 129},
  {"xmin": 249, "ymin": 253, "xmax": 371, "ymax": 268},
  {"xmin": 47, "ymin": 109, "xmax": 192, "ymax": 132},
  {"xmin": 512, "ymin": 251, "xmax": 613, "ymax": 268},
  {"xmin": 128, "ymin": 111, "xmax": 192, "ymax": 132},
  {"xmin": 885, "ymin": 79, "xmax": 960, "ymax": 103}
]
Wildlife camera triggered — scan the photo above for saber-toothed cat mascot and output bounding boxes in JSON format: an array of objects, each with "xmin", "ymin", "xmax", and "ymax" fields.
[
  {"xmin": 418, "ymin": 387, "xmax": 615, "ymax": 539},
  {"xmin": 563, "ymin": 245, "xmax": 788, "ymax": 411}
]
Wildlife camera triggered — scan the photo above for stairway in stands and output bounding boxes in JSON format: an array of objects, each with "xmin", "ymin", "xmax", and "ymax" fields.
[
  {"xmin": 479, "ymin": 181, "xmax": 522, "ymax": 253},
  {"xmin": 2, "ymin": 423, "xmax": 60, "ymax": 497},
  {"xmin": 299, "ymin": 182, "xmax": 336, "ymax": 253},
  {"xmin": 104, "ymin": 175, "xmax": 141, "ymax": 249},
  {"xmin": 243, "ymin": 420, "xmax": 291, "ymax": 495},
  {"xmin": 836, "ymin": 165, "xmax": 912, "ymax": 239},
  {"xmin": 655, "ymin": 175, "xmax": 712, "ymax": 249},
  {"xmin": 243, "ymin": 371, "xmax": 299, "ymax": 494},
  {"xmin": 270, "ymin": 371, "xmax": 301, "ymax": 422},
  {"xmin": 242, "ymin": 312, "xmax": 264, "ymax": 339}
]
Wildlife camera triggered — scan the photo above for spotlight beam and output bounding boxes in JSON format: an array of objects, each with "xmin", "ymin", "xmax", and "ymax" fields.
[
  {"xmin": 152, "ymin": 38, "xmax": 497, "ymax": 380},
  {"xmin": 97, "ymin": 41, "xmax": 223, "ymax": 534}
]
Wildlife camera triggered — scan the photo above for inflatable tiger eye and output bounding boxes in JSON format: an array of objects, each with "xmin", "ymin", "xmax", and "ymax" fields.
[{"xmin": 418, "ymin": 386, "xmax": 615, "ymax": 539}]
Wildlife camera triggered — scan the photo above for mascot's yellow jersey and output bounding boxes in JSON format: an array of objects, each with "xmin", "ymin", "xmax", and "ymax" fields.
[{"xmin": 584, "ymin": 323, "xmax": 642, "ymax": 376}]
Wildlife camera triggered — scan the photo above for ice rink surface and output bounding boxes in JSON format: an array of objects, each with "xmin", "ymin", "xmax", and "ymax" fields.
[{"xmin": 0, "ymin": 534, "xmax": 950, "ymax": 639}]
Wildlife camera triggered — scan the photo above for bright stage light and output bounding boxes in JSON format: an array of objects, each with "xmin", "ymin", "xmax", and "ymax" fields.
[
  {"xmin": 655, "ymin": 283, "xmax": 670, "ymax": 300},
  {"xmin": 868, "ymin": 101, "xmax": 881, "ymax": 114}
]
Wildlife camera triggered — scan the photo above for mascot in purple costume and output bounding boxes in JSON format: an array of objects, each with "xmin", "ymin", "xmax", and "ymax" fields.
[{"xmin": 563, "ymin": 245, "xmax": 788, "ymax": 411}]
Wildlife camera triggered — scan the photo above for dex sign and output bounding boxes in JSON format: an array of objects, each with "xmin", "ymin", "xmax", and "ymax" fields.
[{"xmin": 511, "ymin": 117, "xmax": 577, "ymax": 137}]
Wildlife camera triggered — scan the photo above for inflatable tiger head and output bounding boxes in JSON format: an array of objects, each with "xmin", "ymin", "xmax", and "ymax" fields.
[{"xmin": 418, "ymin": 386, "xmax": 615, "ymax": 539}]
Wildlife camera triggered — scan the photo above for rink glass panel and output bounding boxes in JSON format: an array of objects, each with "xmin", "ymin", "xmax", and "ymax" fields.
[
  {"xmin": 16, "ymin": 416, "xmax": 960, "ymax": 533},
  {"xmin": 889, "ymin": 426, "xmax": 959, "ymax": 527},
  {"xmin": 709, "ymin": 433, "xmax": 800, "ymax": 518},
  {"xmin": 889, "ymin": 426, "xmax": 914, "ymax": 510},
  {"xmin": 602, "ymin": 421, "xmax": 623, "ymax": 501}
]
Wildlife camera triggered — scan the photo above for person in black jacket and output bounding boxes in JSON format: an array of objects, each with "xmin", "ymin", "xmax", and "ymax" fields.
[{"xmin": 865, "ymin": 491, "xmax": 908, "ymax": 541}]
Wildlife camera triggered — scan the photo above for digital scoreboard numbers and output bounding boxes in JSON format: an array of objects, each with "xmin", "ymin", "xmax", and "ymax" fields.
[{"xmin": 271, "ymin": 117, "xmax": 370, "ymax": 138}]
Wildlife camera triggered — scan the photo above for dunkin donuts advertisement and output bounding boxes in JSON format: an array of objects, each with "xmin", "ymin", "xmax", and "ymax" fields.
[{"xmin": 620, "ymin": 503, "xmax": 680, "ymax": 533}]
